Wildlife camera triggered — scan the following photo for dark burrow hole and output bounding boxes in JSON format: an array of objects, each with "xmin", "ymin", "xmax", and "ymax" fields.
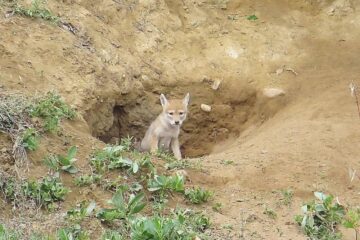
[{"xmin": 84, "ymin": 87, "xmax": 262, "ymax": 158}]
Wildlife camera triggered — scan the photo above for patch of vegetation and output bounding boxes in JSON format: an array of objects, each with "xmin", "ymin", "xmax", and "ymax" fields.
[
  {"xmin": 21, "ymin": 176, "xmax": 69, "ymax": 209},
  {"xmin": 247, "ymin": 14, "xmax": 258, "ymax": 21},
  {"xmin": 0, "ymin": 224, "xmax": 22, "ymax": 240},
  {"xmin": 101, "ymin": 230, "xmax": 123, "ymax": 240},
  {"xmin": 212, "ymin": 202, "xmax": 223, "ymax": 213},
  {"xmin": 295, "ymin": 192, "xmax": 345, "ymax": 240},
  {"xmin": 280, "ymin": 189, "xmax": 294, "ymax": 206},
  {"xmin": 14, "ymin": 0, "xmax": 60, "ymax": 23},
  {"xmin": 185, "ymin": 187, "xmax": 213, "ymax": 204},
  {"xmin": 1, "ymin": 174, "xmax": 68, "ymax": 209},
  {"xmin": 57, "ymin": 225, "xmax": 90, "ymax": 240},
  {"xmin": 90, "ymin": 145, "xmax": 127, "ymax": 173},
  {"xmin": 263, "ymin": 207, "xmax": 277, "ymax": 220},
  {"xmin": 66, "ymin": 201, "xmax": 96, "ymax": 224},
  {"xmin": 43, "ymin": 146, "xmax": 78, "ymax": 174},
  {"xmin": 343, "ymin": 208, "xmax": 360, "ymax": 239},
  {"xmin": 29, "ymin": 91, "xmax": 76, "ymax": 133},
  {"xmin": 147, "ymin": 174, "xmax": 185, "ymax": 199},
  {"xmin": 0, "ymin": 93, "xmax": 33, "ymax": 166},
  {"xmin": 119, "ymin": 136, "xmax": 133, "ymax": 151},
  {"xmin": 74, "ymin": 174, "xmax": 101, "ymax": 187},
  {"xmin": 90, "ymin": 143, "xmax": 155, "ymax": 177},
  {"xmin": 21, "ymin": 127, "xmax": 39, "ymax": 151},
  {"xmin": 130, "ymin": 209, "xmax": 210, "ymax": 240},
  {"xmin": 96, "ymin": 190, "xmax": 146, "ymax": 223},
  {"xmin": 220, "ymin": 160, "xmax": 234, "ymax": 165},
  {"xmin": 165, "ymin": 159, "xmax": 191, "ymax": 170},
  {"xmin": 155, "ymin": 150, "xmax": 177, "ymax": 162},
  {"xmin": 0, "ymin": 176, "xmax": 18, "ymax": 201},
  {"xmin": 108, "ymin": 157, "xmax": 139, "ymax": 174}
]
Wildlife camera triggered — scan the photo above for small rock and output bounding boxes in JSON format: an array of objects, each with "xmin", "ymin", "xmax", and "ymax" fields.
[
  {"xmin": 262, "ymin": 88, "xmax": 285, "ymax": 98},
  {"xmin": 141, "ymin": 74, "xmax": 149, "ymax": 81},
  {"xmin": 275, "ymin": 68, "xmax": 284, "ymax": 75},
  {"xmin": 211, "ymin": 79, "xmax": 221, "ymax": 90},
  {"xmin": 1, "ymin": 148, "xmax": 7, "ymax": 153},
  {"xmin": 200, "ymin": 104, "xmax": 212, "ymax": 112}
]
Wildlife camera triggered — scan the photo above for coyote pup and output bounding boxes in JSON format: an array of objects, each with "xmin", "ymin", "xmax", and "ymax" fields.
[{"xmin": 141, "ymin": 93, "xmax": 190, "ymax": 160}]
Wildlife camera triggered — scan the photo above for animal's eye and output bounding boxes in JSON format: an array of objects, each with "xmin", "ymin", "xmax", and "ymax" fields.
[
  {"xmin": 179, "ymin": 112, "xmax": 184, "ymax": 115},
  {"xmin": 168, "ymin": 112, "xmax": 174, "ymax": 116}
]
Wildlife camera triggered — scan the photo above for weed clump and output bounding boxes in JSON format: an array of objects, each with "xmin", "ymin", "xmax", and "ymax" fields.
[
  {"xmin": 0, "ymin": 174, "xmax": 68, "ymax": 209},
  {"xmin": 14, "ymin": 0, "xmax": 60, "ymax": 23},
  {"xmin": 295, "ymin": 192, "xmax": 345, "ymax": 239},
  {"xmin": 185, "ymin": 187, "xmax": 213, "ymax": 204},
  {"xmin": 29, "ymin": 91, "xmax": 76, "ymax": 133},
  {"xmin": 43, "ymin": 146, "xmax": 78, "ymax": 174}
]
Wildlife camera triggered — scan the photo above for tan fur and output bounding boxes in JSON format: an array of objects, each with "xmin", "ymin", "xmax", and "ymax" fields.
[{"xmin": 140, "ymin": 93, "xmax": 190, "ymax": 160}]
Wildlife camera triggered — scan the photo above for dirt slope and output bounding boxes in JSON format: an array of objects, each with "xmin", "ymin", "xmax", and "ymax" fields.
[{"xmin": 1, "ymin": 0, "xmax": 360, "ymax": 239}]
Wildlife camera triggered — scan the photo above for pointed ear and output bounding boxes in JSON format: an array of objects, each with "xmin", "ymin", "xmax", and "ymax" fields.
[
  {"xmin": 183, "ymin": 93, "xmax": 190, "ymax": 106},
  {"xmin": 160, "ymin": 94, "xmax": 168, "ymax": 107}
]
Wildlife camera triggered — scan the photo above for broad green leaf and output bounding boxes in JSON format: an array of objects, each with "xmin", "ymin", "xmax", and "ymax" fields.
[
  {"xmin": 86, "ymin": 201, "xmax": 96, "ymax": 215},
  {"xmin": 315, "ymin": 204, "xmax": 326, "ymax": 212},
  {"xmin": 129, "ymin": 202, "xmax": 146, "ymax": 215},
  {"xmin": 129, "ymin": 192, "xmax": 145, "ymax": 207},
  {"xmin": 314, "ymin": 192, "xmax": 326, "ymax": 201},
  {"xmin": 67, "ymin": 146, "xmax": 77, "ymax": 159},
  {"xmin": 111, "ymin": 191, "xmax": 125, "ymax": 210},
  {"xmin": 301, "ymin": 205, "xmax": 308, "ymax": 213},
  {"xmin": 301, "ymin": 215, "xmax": 307, "ymax": 228},
  {"xmin": 132, "ymin": 162, "xmax": 139, "ymax": 174},
  {"xmin": 148, "ymin": 187, "xmax": 161, "ymax": 192}
]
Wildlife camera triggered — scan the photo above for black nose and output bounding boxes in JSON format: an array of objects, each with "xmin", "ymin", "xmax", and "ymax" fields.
[{"xmin": 175, "ymin": 121, "xmax": 180, "ymax": 125}]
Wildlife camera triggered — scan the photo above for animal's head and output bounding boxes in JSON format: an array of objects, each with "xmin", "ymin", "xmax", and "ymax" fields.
[{"xmin": 160, "ymin": 93, "xmax": 190, "ymax": 126}]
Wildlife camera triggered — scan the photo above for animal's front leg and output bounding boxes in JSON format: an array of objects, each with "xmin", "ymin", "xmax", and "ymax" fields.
[
  {"xmin": 171, "ymin": 137, "xmax": 182, "ymax": 160},
  {"xmin": 150, "ymin": 134, "xmax": 159, "ymax": 153}
]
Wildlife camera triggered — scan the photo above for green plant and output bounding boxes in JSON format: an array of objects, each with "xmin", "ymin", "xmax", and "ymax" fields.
[
  {"xmin": 130, "ymin": 209, "xmax": 210, "ymax": 240},
  {"xmin": 21, "ymin": 176, "xmax": 69, "ymax": 208},
  {"xmin": 14, "ymin": 0, "xmax": 60, "ymax": 23},
  {"xmin": 247, "ymin": 14, "xmax": 258, "ymax": 21},
  {"xmin": 0, "ymin": 177, "xmax": 17, "ymax": 201},
  {"xmin": 0, "ymin": 224, "xmax": 22, "ymax": 240},
  {"xmin": 74, "ymin": 174, "xmax": 101, "ymax": 187},
  {"xmin": 295, "ymin": 192, "xmax": 345, "ymax": 240},
  {"xmin": 29, "ymin": 92, "xmax": 76, "ymax": 132},
  {"xmin": 280, "ymin": 189, "xmax": 294, "ymax": 206},
  {"xmin": 43, "ymin": 146, "xmax": 78, "ymax": 173},
  {"xmin": 185, "ymin": 187, "xmax": 213, "ymax": 204},
  {"xmin": 57, "ymin": 225, "xmax": 89, "ymax": 240},
  {"xmin": 120, "ymin": 136, "xmax": 133, "ymax": 151},
  {"xmin": 165, "ymin": 159, "xmax": 191, "ymax": 170},
  {"xmin": 343, "ymin": 208, "xmax": 360, "ymax": 240},
  {"xmin": 66, "ymin": 201, "xmax": 96, "ymax": 223},
  {"xmin": 263, "ymin": 207, "xmax": 277, "ymax": 219},
  {"xmin": 132, "ymin": 208, "xmax": 210, "ymax": 239},
  {"xmin": 96, "ymin": 190, "xmax": 146, "ymax": 223},
  {"xmin": 220, "ymin": 160, "xmax": 234, "ymax": 165},
  {"xmin": 108, "ymin": 157, "xmax": 139, "ymax": 174},
  {"xmin": 212, "ymin": 203, "xmax": 223, "ymax": 213},
  {"xmin": 130, "ymin": 215, "xmax": 192, "ymax": 240},
  {"xmin": 156, "ymin": 150, "xmax": 177, "ymax": 162},
  {"xmin": 147, "ymin": 174, "xmax": 185, "ymax": 198},
  {"xmin": 90, "ymin": 145, "xmax": 126, "ymax": 173},
  {"xmin": 101, "ymin": 230, "xmax": 123, "ymax": 240},
  {"xmin": 21, "ymin": 127, "xmax": 39, "ymax": 151}
]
